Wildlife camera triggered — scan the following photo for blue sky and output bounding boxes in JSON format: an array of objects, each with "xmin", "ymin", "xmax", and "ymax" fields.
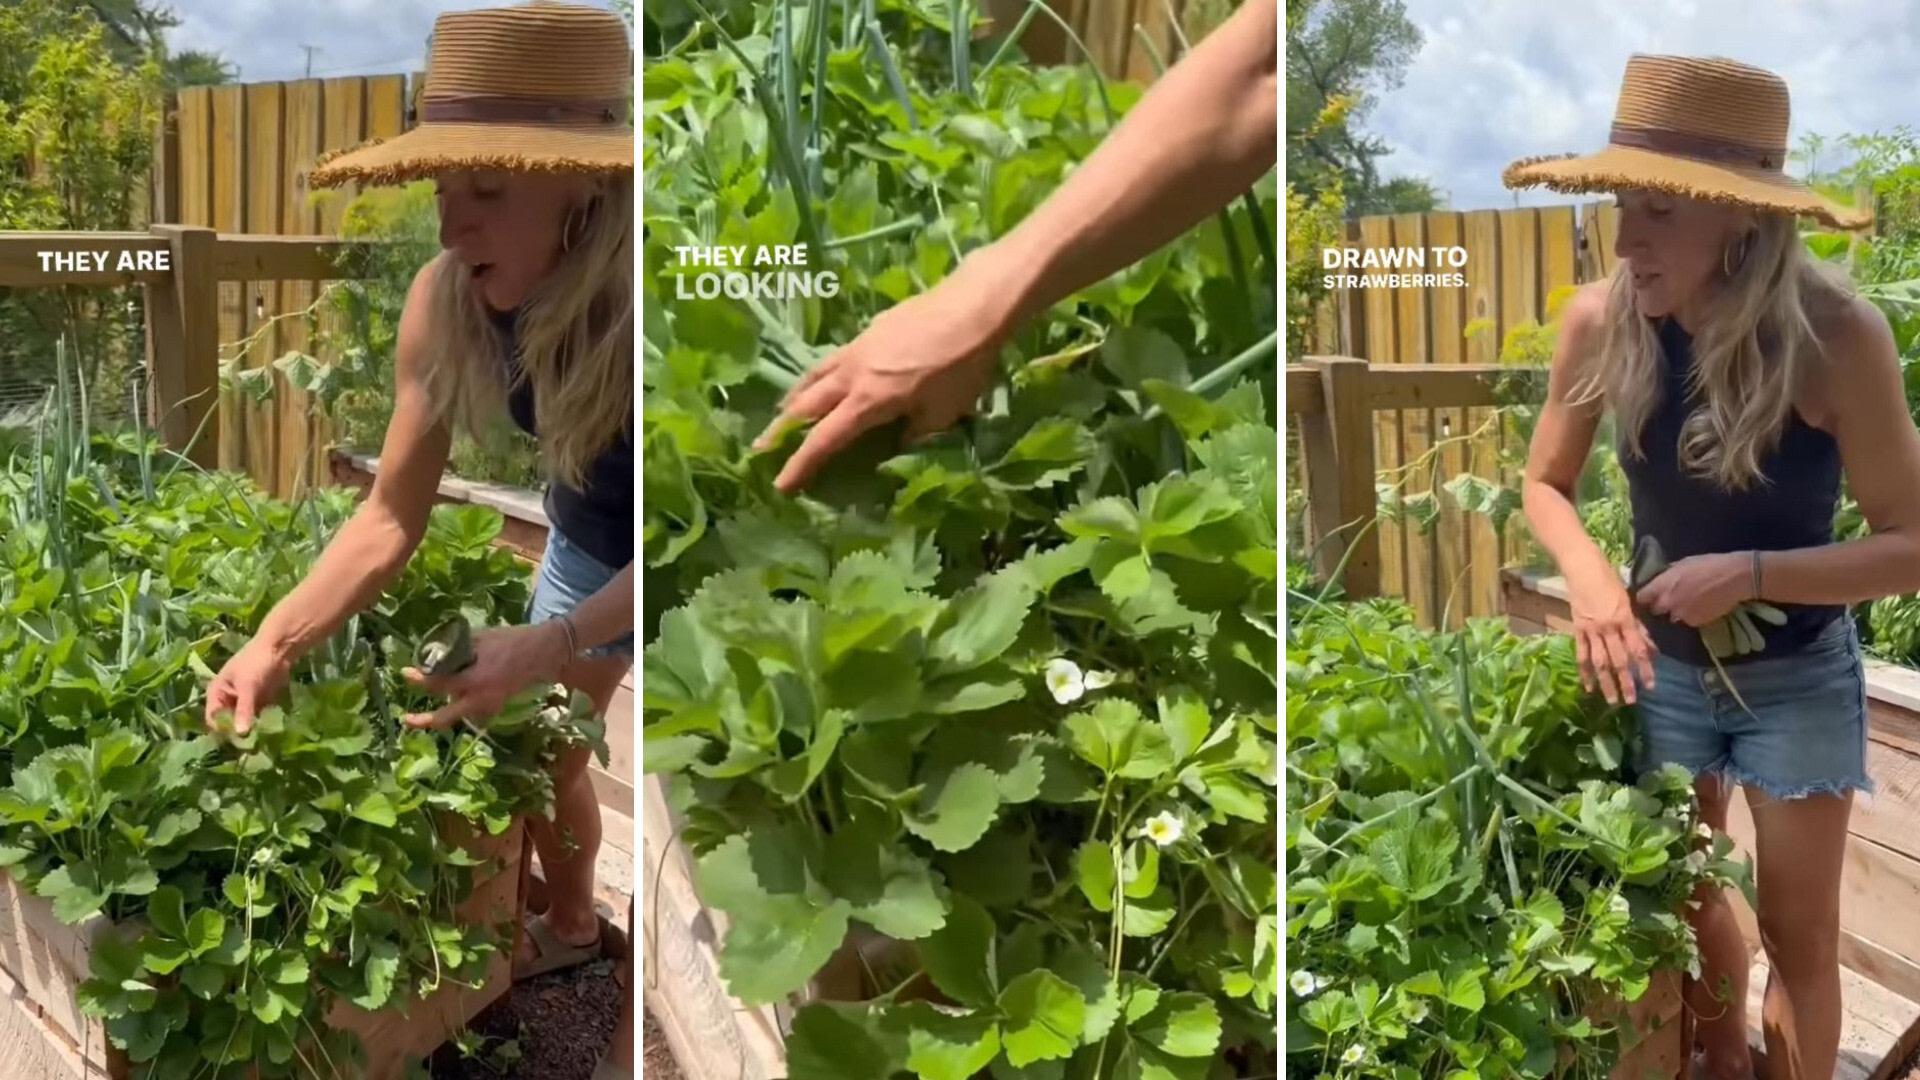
[
  {"xmin": 1361, "ymin": 0, "xmax": 1920, "ymax": 212},
  {"xmin": 165, "ymin": 0, "xmax": 621, "ymax": 84}
]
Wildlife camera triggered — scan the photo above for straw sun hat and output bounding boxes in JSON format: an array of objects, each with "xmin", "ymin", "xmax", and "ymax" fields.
[
  {"xmin": 304, "ymin": 1, "xmax": 632, "ymax": 189},
  {"xmin": 1503, "ymin": 53, "xmax": 1870, "ymax": 232}
]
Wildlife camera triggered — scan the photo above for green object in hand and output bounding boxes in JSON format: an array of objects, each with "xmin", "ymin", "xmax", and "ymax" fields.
[
  {"xmin": 417, "ymin": 616, "xmax": 477, "ymax": 677},
  {"xmin": 1629, "ymin": 536, "xmax": 1788, "ymax": 659}
]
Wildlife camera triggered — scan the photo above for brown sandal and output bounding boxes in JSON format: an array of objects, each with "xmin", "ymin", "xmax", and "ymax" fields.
[{"xmin": 515, "ymin": 911, "xmax": 605, "ymax": 980}]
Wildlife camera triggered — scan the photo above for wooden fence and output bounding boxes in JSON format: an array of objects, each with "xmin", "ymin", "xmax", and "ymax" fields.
[
  {"xmin": 982, "ymin": 0, "xmax": 1224, "ymax": 84},
  {"xmin": 1290, "ymin": 357, "xmax": 1545, "ymax": 621},
  {"xmin": 0, "ymin": 228, "xmax": 370, "ymax": 470},
  {"xmin": 159, "ymin": 74, "xmax": 417, "ymax": 499},
  {"xmin": 1292, "ymin": 201, "xmax": 1623, "ymax": 627}
]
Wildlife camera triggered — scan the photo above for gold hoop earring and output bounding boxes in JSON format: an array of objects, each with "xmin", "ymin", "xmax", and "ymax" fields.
[
  {"xmin": 562, "ymin": 204, "xmax": 587, "ymax": 253},
  {"xmin": 1723, "ymin": 234, "xmax": 1751, "ymax": 277}
]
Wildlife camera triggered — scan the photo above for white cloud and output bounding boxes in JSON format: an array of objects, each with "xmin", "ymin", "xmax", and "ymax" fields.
[
  {"xmin": 1356, "ymin": 0, "xmax": 1920, "ymax": 212},
  {"xmin": 166, "ymin": 1, "xmax": 621, "ymax": 84}
]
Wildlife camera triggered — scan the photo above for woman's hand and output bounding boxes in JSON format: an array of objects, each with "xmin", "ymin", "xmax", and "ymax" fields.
[
  {"xmin": 205, "ymin": 638, "xmax": 293, "ymax": 736},
  {"xmin": 402, "ymin": 622, "xmax": 572, "ymax": 730},
  {"xmin": 1637, "ymin": 552, "xmax": 1751, "ymax": 629},
  {"xmin": 755, "ymin": 261, "xmax": 1017, "ymax": 495},
  {"xmin": 1568, "ymin": 578, "xmax": 1658, "ymax": 705}
]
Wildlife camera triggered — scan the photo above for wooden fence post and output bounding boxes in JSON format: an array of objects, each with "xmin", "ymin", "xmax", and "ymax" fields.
[
  {"xmin": 145, "ymin": 225, "xmax": 220, "ymax": 469},
  {"xmin": 1302, "ymin": 357, "xmax": 1380, "ymax": 598}
]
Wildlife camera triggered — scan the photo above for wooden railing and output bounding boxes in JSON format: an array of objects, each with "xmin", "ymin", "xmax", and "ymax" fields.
[
  {"xmin": 0, "ymin": 227, "xmax": 372, "ymax": 470},
  {"xmin": 1289, "ymin": 357, "xmax": 1544, "ymax": 604}
]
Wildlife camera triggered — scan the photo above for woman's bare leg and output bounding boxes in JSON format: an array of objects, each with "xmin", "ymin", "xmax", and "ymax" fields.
[
  {"xmin": 1751, "ymin": 788, "xmax": 1852, "ymax": 1080},
  {"xmin": 1691, "ymin": 775, "xmax": 1756, "ymax": 1080},
  {"xmin": 519, "ymin": 652, "xmax": 628, "ymax": 971}
]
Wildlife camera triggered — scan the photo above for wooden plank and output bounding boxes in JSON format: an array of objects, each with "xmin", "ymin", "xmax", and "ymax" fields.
[
  {"xmin": 1128, "ymin": 0, "xmax": 1177, "ymax": 82},
  {"xmin": 1285, "ymin": 365, "xmax": 1325, "ymax": 415},
  {"xmin": 0, "ymin": 234, "xmax": 173, "ymax": 286},
  {"xmin": 642, "ymin": 776, "xmax": 787, "ymax": 1080},
  {"xmin": 1359, "ymin": 215, "xmax": 1404, "ymax": 605},
  {"xmin": 1842, "ymin": 931, "xmax": 1920, "ymax": 1012},
  {"xmin": 210, "ymin": 85, "xmax": 245, "ymax": 474},
  {"xmin": 280, "ymin": 80, "xmax": 324, "ymax": 500},
  {"xmin": 1389, "ymin": 212, "xmax": 1436, "ymax": 626},
  {"xmin": 1744, "ymin": 957, "xmax": 1920, "ymax": 1080},
  {"xmin": 1540, "ymin": 205, "xmax": 1580, "ymax": 309},
  {"xmin": 243, "ymin": 80, "xmax": 285, "ymax": 496},
  {"xmin": 1604, "ymin": 969, "xmax": 1689, "ymax": 1080},
  {"xmin": 209, "ymin": 236, "xmax": 368, "ymax": 282},
  {"xmin": 1496, "ymin": 208, "xmax": 1541, "ymax": 571},
  {"xmin": 147, "ymin": 226, "xmax": 221, "ymax": 468},
  {"xmin": 1365, "ymin": 365, "xmax": 1528, "ymax": 412},
  {"xmin": 1593, "ymin": 201, "xmax": 1621, "ymax": 278},
  {"xmin": 314, "ymin": 76, "xmax": 369, "ymax": 467},
  {"xmin": 1848, "ymin": 740, "xmax": 1920, "ymax": 863},
  {"xmin": 1301, "ymin": 359, "xmax": 1379, "ymax": 597},
  {"xmin": 1424, "ymin": 211, "xmax": 1472, "ymax": 625},
  {"xmin": 175, "ymin": 89, "xmax": 213, "ymax": 227},
  {"xmin": 366, "ymin": 74, "xmax": 409, "ymax": 141},
  {"xmin": 0, "ymin": 966, "xmax": 91, "ymax": 1080},
  {"xmin": 1463, "ymin": 209, "xmax": 1506, "ymax": 620},
  {"xmin": 324, "ymin": 826, "xmax": 524, "ymax": 1080}
]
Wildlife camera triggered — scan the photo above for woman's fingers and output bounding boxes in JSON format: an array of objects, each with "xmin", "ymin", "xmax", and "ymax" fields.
[
  {"xmin": 1633, "ymin": 625, "xmax": 1658, "ymax": 692},
  {"xmin": 1574, "ymin": 627, "xmax": 1596, "ymax": 693}
]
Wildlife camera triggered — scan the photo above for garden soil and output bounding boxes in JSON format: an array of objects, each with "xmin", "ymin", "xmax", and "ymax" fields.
[{"xmin": 429, "ymin": 959, "xmax": 624, "ymax": 1080}]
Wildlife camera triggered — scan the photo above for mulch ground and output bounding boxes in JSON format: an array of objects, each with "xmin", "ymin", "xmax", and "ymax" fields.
[
  {"xmin": 644, "ymin": 1008, "xmax": 688, "ymax": 1080},
  {"xmin": 428, "ymin": 959, "xmax": 624, "ymax": 1080}
]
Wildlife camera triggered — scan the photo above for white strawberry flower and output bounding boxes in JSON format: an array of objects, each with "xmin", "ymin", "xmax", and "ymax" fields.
[
  {"xmin": 1138, "ymin": 812, "xmax": 1184, "ymax": 848},
  {"xmin": 1290, "ymin": 970, "xmax": 1319, "ymax": 997},
  {"xmin": 1684, "ymin": 851, "xmax": 1707, "ymax": 874},
  {"xmin": 1405, "ymin": 999, "xmax": 1429, "ymax": 1023},
  {"xmin": 1695, "ymin": 821, "xmax": 1715, "ymax": 843},
  {"xmin": 1342, "ymin": 1045, "xmax": 1366, "ymax": 1066},
  {"xmin": 1043, "ymin": 658, "xmax": 1114, "ymax": 704}
]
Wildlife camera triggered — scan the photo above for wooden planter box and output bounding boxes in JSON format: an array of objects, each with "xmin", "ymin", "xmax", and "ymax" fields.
[
  {"xmin": 1598, "ymin": 969, "xmax": 1690, "ymax": 1080},
  {"xmin": 0, "ymin": 819, "xmax": 528, "ymax": 1080},
  {"xmin": 1504, "ymin": 568, "xmax": 1920, "ymax": 1079}
]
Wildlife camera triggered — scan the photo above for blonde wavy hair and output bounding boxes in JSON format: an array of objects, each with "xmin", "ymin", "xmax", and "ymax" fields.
[
  {"xmin": 419, "ymin": 178, "xmax": 633, "ymax": 491},
  {"xmin": 1575, "ymin": 212, "xmax": 1856, "ymax": 491}
]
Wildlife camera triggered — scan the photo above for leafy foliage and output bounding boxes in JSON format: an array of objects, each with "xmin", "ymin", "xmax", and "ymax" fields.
[
  {"xmin": 0, "ymin": 401, "xmax": 604, "ymax": 1076},
  {"xmin": 642, "ymin": 3, "xmax": 1278, "ymax": 1076},
  {"xmin": 1284, "ymin": 594, "xmax": 1753, "ymax": 1079}
]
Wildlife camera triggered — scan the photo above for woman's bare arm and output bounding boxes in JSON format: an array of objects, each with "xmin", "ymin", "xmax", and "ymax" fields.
[
  {"xmin": 1755, "ymin": 297, "xmax": 1920, "ymax": 603},
  {"xmin": 255, "ymin": 261, "xmax": 454, "ymax": 664},
  {"xmin": 1522, "ymin": 285, "xmax": 1619, "ymax": 596},
  {"xmin": 1522, "ymin": 283, "xmax": 1655, "ymax": 703}
]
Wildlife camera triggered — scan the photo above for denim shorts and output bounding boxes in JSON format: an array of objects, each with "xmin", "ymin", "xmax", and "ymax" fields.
[
  {"xmin": 1635, "ymin": 614, "xmax": 1872, "ymax": 801},
  {"xmin": 527, "ymin": 526, "xmax": 635, "ymax": 661}
]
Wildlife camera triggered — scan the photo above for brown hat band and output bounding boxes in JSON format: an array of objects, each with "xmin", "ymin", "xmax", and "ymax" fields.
[
  {"xmin": 1608, "ymin": 124, "xmax": 1787, "ymax": 171},
  {"xmin": 419, "ymin": 96, "xmax": 625, "ymax": 125}
]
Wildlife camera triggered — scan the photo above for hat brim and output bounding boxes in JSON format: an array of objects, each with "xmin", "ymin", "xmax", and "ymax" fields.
[
  {"xmin": 1503, "ymin": 145, "xmax": 1871, "ymax": 232},
  {"xmin": 305, "ymin": 121, "xmax": 633, "ymax": 189}
]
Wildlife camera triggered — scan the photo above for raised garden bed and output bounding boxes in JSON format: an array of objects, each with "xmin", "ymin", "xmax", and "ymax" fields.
[
  {"xmin": 0, "ymin": 821, "xmax": 527, "ymax": 1080},
  {"xmin": 1503, "ymin": 568, "xmax": 1920, "ymax": 1079}
]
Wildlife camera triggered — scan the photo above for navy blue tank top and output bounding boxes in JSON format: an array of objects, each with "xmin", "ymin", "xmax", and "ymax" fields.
[
  {"xmin": 489, "ymin": 306, "xmax": 634, "ymax": 571},
  {"xmin": 1617, "ymin": 316, "xmax": 1843, "ymax": 666}
]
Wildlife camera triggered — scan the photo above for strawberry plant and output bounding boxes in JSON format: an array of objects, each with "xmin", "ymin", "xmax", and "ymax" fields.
[
  {"xmin": 1284, "ymin": 590, "xmax": 1754, "ymax": 1079},
  {"xmin": 0, "ymin": 357, "xmax": 607, "ymax": 1077},
  {"xmin": 643, "ymin": 4, "xmax": 1278, "ymax": 1078}
]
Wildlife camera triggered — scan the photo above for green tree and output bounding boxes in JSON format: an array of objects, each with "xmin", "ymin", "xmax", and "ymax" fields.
[
  {"xmin": 1286, "ymin": 0, "xmax": 1439, "ymax": 215},
  {"xmin": 0, "ymin": 0, "xmax": 163, "ymax": 397},
  {"xmin": 78, "ymin": 0, "xmax": 237, "ymax": 87}
]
